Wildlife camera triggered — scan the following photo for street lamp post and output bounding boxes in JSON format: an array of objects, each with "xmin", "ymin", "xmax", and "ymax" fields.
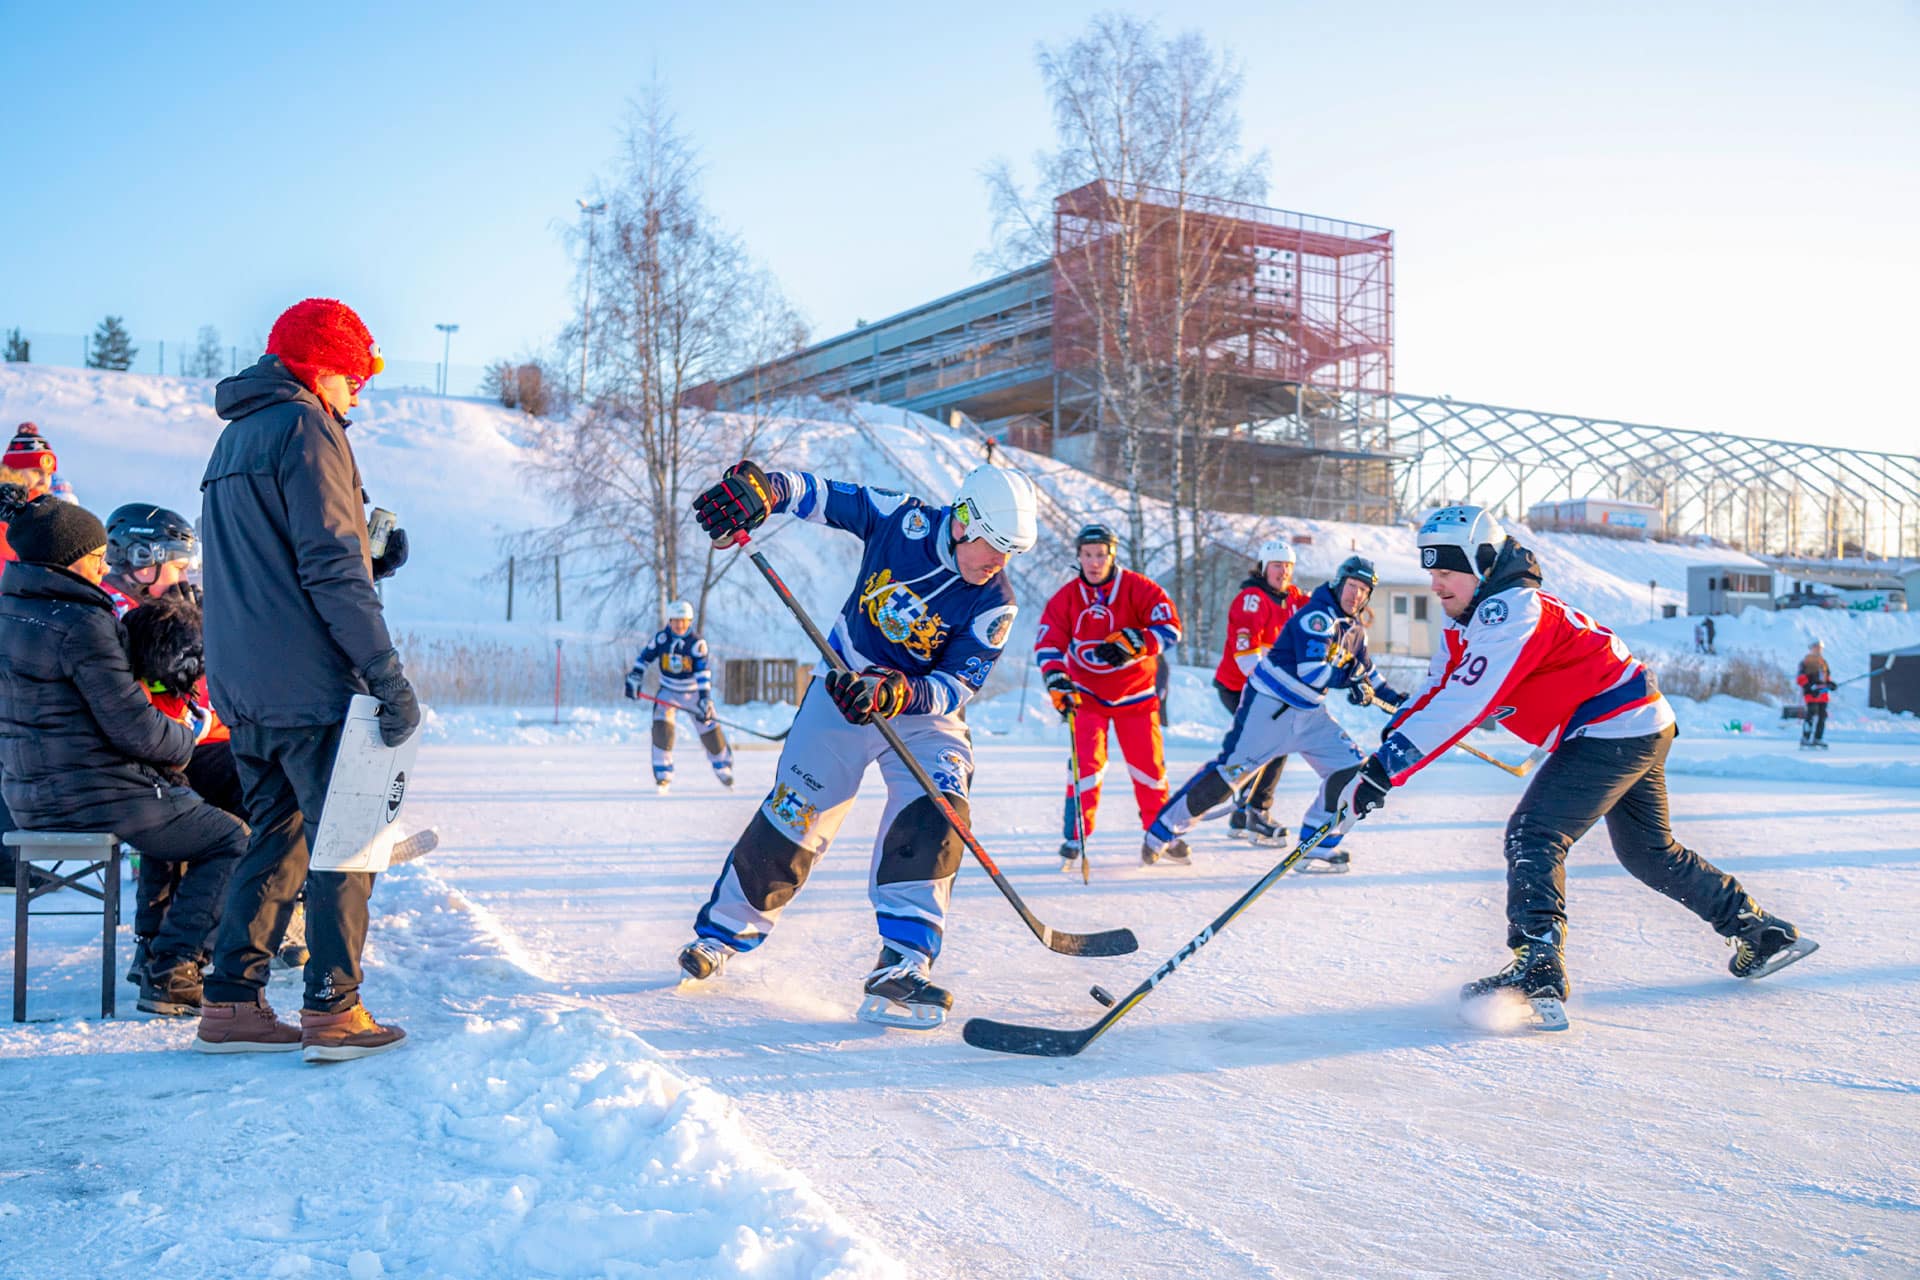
[
  {"xmin": 577, "ymin": 197, "xmax": 607, "ymax": 399},
  {"xmin": 435, "ymin": 323, "xmax": 459, "ymax": 396}
]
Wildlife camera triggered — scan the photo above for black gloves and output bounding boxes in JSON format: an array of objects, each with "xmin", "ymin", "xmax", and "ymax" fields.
[
  {"xmin": 696, "ymin": 693, "xmax": 715, "ymax": 722},
  {"xmin": 372, "ymin": 527, "xmax": 409, "ymax": 581},
  {"xmin": 1044, "ymin": 669, "xmax": 1077, "ymax": 720},
  {"xmin": 624, "ymin": 671, "xmax": 645, "ymax": 700},
  {"xmin": 1320, "ymin": 755, "xmax": 1393, "ymax": 835},
  {"xmin": 1089, "ymin": 627, "xmax": 1149, "ymax": 667},
  {"xmin": 1347, "ymin": 680, "xmax": 1376, "ymax": 708},
  {"xmin": 692, "ymin": 460, "xmax": 774, "ymax": 546},
  {"xmin": 826, "ymin": 666, "xmax": 909, "ymax": 725},
  {"xmin": 360, "ymin": 648, "xmax": 421, "ymax": 747}
]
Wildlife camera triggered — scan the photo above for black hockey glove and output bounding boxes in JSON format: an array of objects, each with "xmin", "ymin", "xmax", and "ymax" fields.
[
  {"xmin": 624, "ymin": 671, "xmax": 645, "ymax": 700},
  {"xmin": 692, "ymin": 460, "xmax": 774, "ymax": 547},
  {"xmin": 166, "ymin": 580, "xmax": 204, "ymax": 608},
  {"xmin": 1347, "ymin": 680, "xmax": 1376, "ymax": 708},
  {"xmin": 826, "ymin": 666, "xmax": 909, "ymax": 725},
  {"xmin": 1043, "ymin": 669, "xmax": 1077, "ymax": 720},
  {"xmin": 1320, "ymin": 755, "xmax": 1392, "ymax": 836},
  {"xmin": 372, "ymin": 527, "xmax": 409, "ymax": 581},
  {"xmin": 360, "ymin": 648, "xmax": 422, "ymax": 747},
  {"xmin": 1089, "ymin": 627, "xmax": 1149, "ymax": 667}
]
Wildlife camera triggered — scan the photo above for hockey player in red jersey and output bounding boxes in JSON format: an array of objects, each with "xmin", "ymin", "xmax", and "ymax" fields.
[
  {"xmin": 1319, "ymin": 505, "xmax": 1817, "ymax": 1030},
  {"xmin": 1035, "ymin": 525, "xmax": 1181, "ymax": 869},
  {"xmin": 1211, "ymin": 537, "xmax": 1309, "ymax": 846}
]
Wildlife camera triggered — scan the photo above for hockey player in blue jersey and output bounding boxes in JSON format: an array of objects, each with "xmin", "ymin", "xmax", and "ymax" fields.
[
  {"xmin": 1142, "ymin": 555, "xmax": 1404, "ymax": 872},
  {"xmin": 625, "ymin": 600, "xmax": 734, "ymax": 792},
  {"xmin": 678, "ymin": 459, "xmax": 1037, "ymax": 1028}
]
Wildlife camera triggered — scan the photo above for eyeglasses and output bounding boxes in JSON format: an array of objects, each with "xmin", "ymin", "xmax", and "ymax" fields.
[{"xmin": 346, "ymin": 374, "xmax": 366, "ymax": 396}]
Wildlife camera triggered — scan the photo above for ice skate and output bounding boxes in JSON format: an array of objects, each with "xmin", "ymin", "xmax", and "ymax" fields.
[
  {"xmin": 857, "ymin": 946, "xmax": 953, "ymax": 1030},
  {"xmin": 1460, "ymin": 941, "xmax": 1569, "ymax": 1031},
  {"xmin": 655, "ymin": 778, "xmax": 672, "ymax": 795},
  {"xmin": 1295, "ymin": 848, "xmax": 1350, "ymax": 875},
  {"xmin": 1142, "ymin": 836, "xmax": 1190, "ymax": 866},
  {"xmin": 1228, "ymin": 807, "xmax": 1287, "ymax": 847},
  {"xmin": 677, "ymin": 937, "xmax": 732, "ymax": 982},
  {"xmin": 1728, "ymin": 907, "xmax": 1818, "ymax": 979},
  {"xmin": 1058, "ymin": 838, "xmax": 1083, "ymax": 871},
  {"xmin": 714, "ymin": 766, "xmax": 735, "ymax": 789}
]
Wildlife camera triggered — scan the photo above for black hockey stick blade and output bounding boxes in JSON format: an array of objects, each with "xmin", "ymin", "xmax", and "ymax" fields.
[
  {"xmin": 1036, "ymin": 922, "xmax": 1138, "ymax": 957},
  {"xmin": 962, "ymin": 1016, "xmax": 1103, "ymax": 1057}
]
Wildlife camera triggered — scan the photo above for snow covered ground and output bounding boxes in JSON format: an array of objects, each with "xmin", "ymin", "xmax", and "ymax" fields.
[{"xmin": 6, "ymin": 703, "xmax": 1918, "ymax": 1277}]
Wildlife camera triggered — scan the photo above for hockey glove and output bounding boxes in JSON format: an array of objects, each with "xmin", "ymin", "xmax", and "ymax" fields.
[
  {"xmin": 1320, "ymin": 755, "xmax": 1393, "ymax": 835},
  {"xmin": 1347, "ymin": 680, "xmax": 1376, "ymax": 708},
  {"xmin": 360, "ymin": 648, "xmax": 422, "ymax": 747},
  {"xmin": 826, "ymin": 666, "xmax": 909, "ymax": 725},
  {"xmin": 185, "ymin": 702, "xmax": 215, "ymax": 746},
  {"xmin": 692, "ymin": 460, "xmax": 774, "ymax": 547},
  {"xmin": 624, "ymin": 671, "xmax": 645, "ymax": 700},
  {"xmin": 372, "ymin": 527, "xmax": 409, "ymax": 581},
  {"xmin": 1089, "ymin": 628, "xmax": 1150, "ymax": 667},
  {"xmin": 1043, "ymin": 669, "xmax": 1078, "ymax": 720},
  {"xmin": 696, "ymin": 693, "xmax": 715, "ymax": 723}
]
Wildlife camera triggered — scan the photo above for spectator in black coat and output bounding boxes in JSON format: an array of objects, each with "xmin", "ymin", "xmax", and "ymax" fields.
[
  {"xmin": 195, "ymin": 298, "xmax": 418, "ymax": 1061},
  {"xmin": 0, "ymin": 498, "xmax": 246, "ymax": 1014}
]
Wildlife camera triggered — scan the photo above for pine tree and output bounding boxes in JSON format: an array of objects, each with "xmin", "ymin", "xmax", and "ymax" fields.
[
  {"xmin": 2, "ymin": 328, "xmax": 27, "ymax": 363},
  {"xmin": 190, "ymin": 325, "xmax": 224, "ymax": 377},
  {"xmin": 87, "ymin": 315, "xmax": 138, "ymax": 371}
]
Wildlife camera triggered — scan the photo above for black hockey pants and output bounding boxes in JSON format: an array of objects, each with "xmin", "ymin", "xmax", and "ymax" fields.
[
  {"xmin": 203, "ymin": 723, "xmax": 373, "ymax": 1014},
  {"xmin": 1214, "ymin": 681, "xmax": 1285, "ymax": 813},
  {"xmin": 134, "ymin": 740, "xmax": 247, "ymax": 938},
  {"xmin": 1503, "ymin": 725, "xmax": 1750, "ymax": 949},
  {"xmin": 1800, "ymin": 700, "xmax": 1828, "ymax": 745}
]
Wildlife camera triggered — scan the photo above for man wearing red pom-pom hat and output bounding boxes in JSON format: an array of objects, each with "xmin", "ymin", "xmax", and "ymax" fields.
[{"xmin": 194, "ymin": 298, "xmax": 417, "ymax": 1062}]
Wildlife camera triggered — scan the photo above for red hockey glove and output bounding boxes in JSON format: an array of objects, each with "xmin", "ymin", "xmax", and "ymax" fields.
[
  {"xmin": 826, "ymin": 666, "xmax": 909, "ymax": 725},
  {"xmin": 1089, "ymin": 628, "xmax": 1149, "ymax": 667},
  {"xmin": 1043, "ymin": 669, "xmax": 1077, "ymax": 720},
  {"xmin": 692, "ymin": 460, "xmax": 773, "ymax": 547}
]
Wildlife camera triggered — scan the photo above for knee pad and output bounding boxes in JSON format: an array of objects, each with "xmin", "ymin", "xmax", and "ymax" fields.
[
  {"xmin": 726, "ymin": 811, "xmax": 822, "ymax": 913},
  {"xmin": 651, "ymin": 718, "xmax": 676, "ymax": 751},
  {"xmin": 877, "ymin": 795, "xmax": 966, "ymax": 885},
  {"xmin": 1184, "ymin": 768, "xmax": 1234, "ymax": 819}
]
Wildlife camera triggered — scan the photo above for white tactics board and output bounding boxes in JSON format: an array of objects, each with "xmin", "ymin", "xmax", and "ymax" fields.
[{"xmin": 309, "ymin": 694, "xmax": 421, "ymax": 873}]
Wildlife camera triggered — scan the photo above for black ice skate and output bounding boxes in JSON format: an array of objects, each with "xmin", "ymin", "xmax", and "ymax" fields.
[
  {"xmin": 1295, "ymin": 848, "xmax": 1350, "ymax": 875},
  {"xmin": 1142, "ymin": 836, "xmax": 1191, "ymax": 866},
  {"xmin": 1728, "ymin": 907, "xmax": 1818, "ymax": 979},
  {"xmin": 1058, "ymin": 839, "xmax": 1083, "ymax": 871},
  {"xmin": 858, "ymin": 946, "xmax": 953, "ymax": 1030},
  {"xmin": 1460, "ymin": 941, "xmax": 1570, "ymax": 1031},
  {"xmin": 1228, "ymin": 808, "xmax": 1288, "ymax": 847},
  {"xmin": 677, "ymin": 937, "xmax": 732, "ymax": 981}
]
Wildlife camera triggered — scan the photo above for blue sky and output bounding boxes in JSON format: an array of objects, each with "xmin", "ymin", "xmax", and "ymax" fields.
[{"xmin": 4, "ymin": 1, "xmax": 1915, "ymax": 449}]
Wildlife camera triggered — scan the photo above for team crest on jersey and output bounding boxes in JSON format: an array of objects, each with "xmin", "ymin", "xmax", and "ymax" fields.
[
  {"xmin": 1302, "ymin": 611, "xmax": 1333, "ymax": 635},
  {"xmin": 901, "ymin": 508, "xmax": 931, "ymax": 540},
  {"xmin": 862, "ymin": 569, "xmax": 950, "ymax": 661},
  {"xmin": 767, "ymin": 782, "xmax": 819, "ymax": 837},
  {"xmin": 665, "ymin": 653, "xmax": 692, "ymax": 674},
  {"xmin": 972, "ymin": 603, "xmax": 1016, "ymax": 650},
  {"xmin": 1477, "ymin": 599, "xmax": 1510, "ymax": 626},
  {"xmin": 932, "ymin": 747, "xmax": 968, "ymax": 794}
]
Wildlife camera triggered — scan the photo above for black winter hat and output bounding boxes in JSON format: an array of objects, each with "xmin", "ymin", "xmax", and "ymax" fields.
[{"xmin": 7, "ymin": 497, "xmax": 108, "ymax": 567}]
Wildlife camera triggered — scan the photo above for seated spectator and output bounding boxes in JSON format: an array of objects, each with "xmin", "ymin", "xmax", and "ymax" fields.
[{"xmin": 0, "ymin": 498, "xmax": 248, "ymax": 1015}]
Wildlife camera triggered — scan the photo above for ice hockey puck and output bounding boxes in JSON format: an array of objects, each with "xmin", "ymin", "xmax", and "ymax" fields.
[{"xmin": 1089, "ymin": 985, "xmax": 1116, "ymax": 1007}]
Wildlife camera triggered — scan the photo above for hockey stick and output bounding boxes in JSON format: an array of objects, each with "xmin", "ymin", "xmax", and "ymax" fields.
[
  {"xmin": 628, "ymin": 688, "xmax": 792, "ymax": 742},
  {"xmin": 1063, "ymin": 702, "xmax": 1091, "ymax": 885},
  {"xmin": 963, "ymin": 823, "xmax": 1337, "ymax": 1056},
  {"xmin": 746, "ymin": 549, "xmax": 1138, "ymax": 958}
]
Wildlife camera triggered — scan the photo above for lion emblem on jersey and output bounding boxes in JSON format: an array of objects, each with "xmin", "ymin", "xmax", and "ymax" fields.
[
  {"xmin": 862, "ymin": 569, "xmax": 950, "ymax": 661},
  {"xmin": 767, "ymin": 782, "xmax": 819, "ymax": 837}
]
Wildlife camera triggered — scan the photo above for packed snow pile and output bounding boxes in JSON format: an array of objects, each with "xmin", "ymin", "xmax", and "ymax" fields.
[{"xmin": 0, "ymin": 862, "xmax": 896, "ymax": 1280}]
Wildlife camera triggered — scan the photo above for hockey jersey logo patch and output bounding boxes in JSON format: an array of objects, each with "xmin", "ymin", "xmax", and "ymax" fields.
[
  {"xmin": 1477, "ymin": 599, "xmax": 1510, "ymax": 626},
  {"xmin": 767, "ymin": 782, "xmax": 819, "ymax": 837},
  {"xmin": 1302, "ymin": 611, "xmax": 1333, "ymax": 635},
  {"xmin": 861, "ymin": 569, "xmax": 950, "ymax": 661},
  {"xmin": 973, "ymin": 603, "xmax": 1016, "ymax": 650},
  {"xmin": 901, "ymin": 508, "xmax": 931, "ymax": 540}
]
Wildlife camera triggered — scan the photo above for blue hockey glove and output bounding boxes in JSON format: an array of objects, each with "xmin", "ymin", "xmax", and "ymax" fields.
[{"xmin": 1320, "ymin": 755, "xmax": 1392, "ymax": 835}]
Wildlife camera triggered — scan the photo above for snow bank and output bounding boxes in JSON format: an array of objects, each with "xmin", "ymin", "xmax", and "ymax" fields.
[{"xmin": 0, "ymin": 863, "xmax": 897, "ymax": 1279}]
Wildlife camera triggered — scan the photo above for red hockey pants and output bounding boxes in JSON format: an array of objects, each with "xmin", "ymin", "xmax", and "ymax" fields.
[{"xmin": 1067, "ymin": 700, "xmax": 1168, "ymax": 836}]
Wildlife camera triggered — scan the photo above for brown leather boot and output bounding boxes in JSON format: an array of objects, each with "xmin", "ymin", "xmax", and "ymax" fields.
[
  {"xmin": 300, "ymin": 1003, "xmax": 407, "ymax": 1063},
  {"xmin": 193, "ymin": 994, "xmax": 302, "ymax": 1053}
]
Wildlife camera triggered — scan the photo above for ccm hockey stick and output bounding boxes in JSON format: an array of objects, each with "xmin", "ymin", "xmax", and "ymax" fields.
[
  {"xmin": 963, "ymin": 823, "xmax": 1338, "ymax": 1056},
  {"xmin": 628, "ymin": 688, "xmax": 792, "ymax": 742},
  {"xmin": 747, "ymin": 549, "xmax": 1138, "ymax": 958}
]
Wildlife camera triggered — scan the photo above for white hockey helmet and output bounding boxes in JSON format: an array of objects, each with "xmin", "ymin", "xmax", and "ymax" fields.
[
  {"xmin": 1417, "ymin": 505, "xmax": 1505, "ymax": 579},
  {"xmin": 1257, "ymin": 537, "xmax": 1296, "ymax": 567},
  {"xmin": 665, "ymin": 600, "xmax": 694, "ymax": 622},
  {"xmin": 952, "ymin": 465, "xmax": 1038, "ymax": 555}
]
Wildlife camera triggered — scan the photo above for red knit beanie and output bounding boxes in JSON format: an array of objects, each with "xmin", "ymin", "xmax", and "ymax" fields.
[
  {"xmin": 4, "ymin": 424, "xmax": 56, "ymax": 472},
  {"xmin": 266, "ymin": 298, "xmax": 385, "ymax": 389}
]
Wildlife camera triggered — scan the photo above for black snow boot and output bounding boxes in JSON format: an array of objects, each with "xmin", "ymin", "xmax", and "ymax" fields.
[
  {"xmin": 1728, "ymin": 906, "xmax": 1818, "ymax": 979},
  {"xmin": 126, "ymin": 935, "xmax": 154, "ymax": 985},
  {"xmin": 138, "ymin": 955, "xmax": 205, "ymax": 1016}
]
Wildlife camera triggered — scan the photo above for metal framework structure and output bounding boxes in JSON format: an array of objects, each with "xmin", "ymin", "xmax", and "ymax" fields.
[{"xmin": 1394, "ymin": 394, "xmax": 1920, "ymax": 560}]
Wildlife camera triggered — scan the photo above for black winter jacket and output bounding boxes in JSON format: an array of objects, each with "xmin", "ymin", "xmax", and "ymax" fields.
[
  {"xmin": 201, "ymin": 357, "xmax": 395, "ymax": 726},
  {"xmin": 0, "ymin": 562, "xmax": 196, "ymax": 826}
]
